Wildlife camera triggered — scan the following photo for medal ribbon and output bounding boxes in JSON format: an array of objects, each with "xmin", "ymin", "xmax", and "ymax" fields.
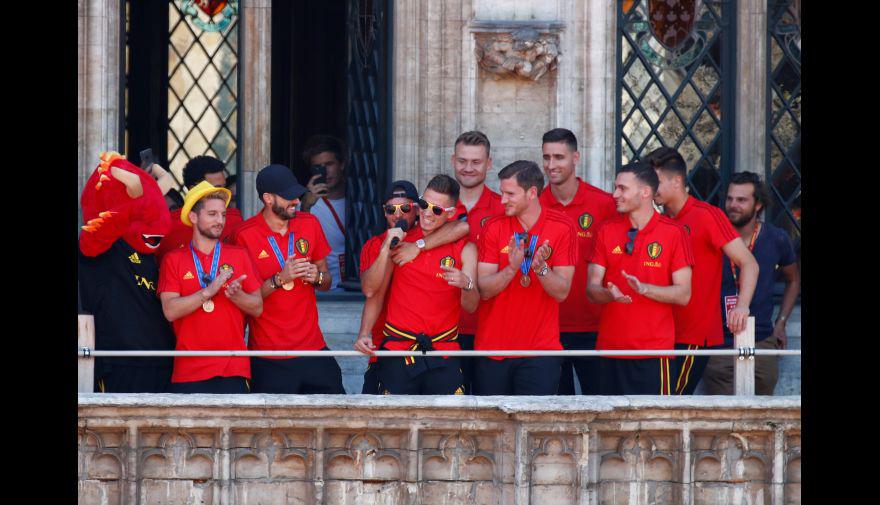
[
  {"xmin": 515, "ymin": 232, "xmax": 539, "ymax": 277},
  {"xmin": 190, "ymin": 242, "xmax": 221, "ymax": 289},
  {"xmin": 267, "ymin": 232, "xmax": 295, "ymax": 271},
  {"xmin": 730, "ymin": 222, "xmax": 760, "ymax": 291}
]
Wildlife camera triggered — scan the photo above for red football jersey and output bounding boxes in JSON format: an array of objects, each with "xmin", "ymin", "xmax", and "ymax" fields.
[
  {"xmin": 539, "ymin": 178, "xmax": 618, "ymax": 332},
  {"xmin": 158, "ymin": 243, "xmax": 260, "ymax": 382},
  {"xmin": 230, "ymin": 212, "xmax": 332, "ymax": 355},
  {"xmin": 358, "ymin": 227, "xmax": 424, "ymax": 362},
  {"xmin": 453, "ymin": 185, "xmax": 504, "ymax": 335},
  {"xmin": 669, "ymin": 196, "xmax": 739, "ymax": 346},
  {"xmin": 156, "ymin": 207, "xmax": 243, "ymax": 263},
  {"xmin": 590, "ymin": 211, "xmax": 694, "ymax": 358},
  {"xmin": 476, "ymin": 207, "xmax": 578, "ymax": 359}
]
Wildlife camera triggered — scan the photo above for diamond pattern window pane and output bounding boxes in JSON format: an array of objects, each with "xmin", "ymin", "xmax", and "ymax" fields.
[
  {"xmin": 618, "ymin": 0, "xmax": 732, "ymax": 207},
  {"xmin": 767, "ymin": 0, "xmax": 801, "ymax": 242},
  {"xmin": 167, "ymin": 0, "xmax": 239, "ymax": 189}
]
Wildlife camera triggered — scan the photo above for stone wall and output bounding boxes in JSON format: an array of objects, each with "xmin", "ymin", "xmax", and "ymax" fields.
[{"xmin": 78, "ymin": 395, "xmax": 800, "ymax": 504}]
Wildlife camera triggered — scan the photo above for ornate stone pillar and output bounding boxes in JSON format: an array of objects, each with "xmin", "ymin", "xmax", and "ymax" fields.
[
  {"xmin": 78, "ymin": 0, "xmax": 122, "ymax": 225},
  {"xmin": 735, "ymin": 0, "xmax": 767, "ymax": 175},
  {"xmin": 239, "ymin": 0, "xmax": 273, "ymax": 218}
]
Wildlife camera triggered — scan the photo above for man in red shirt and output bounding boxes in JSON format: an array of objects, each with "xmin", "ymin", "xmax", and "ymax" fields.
[
  {"xmin": 475, "ymin": 160, "xmax": 578, "ymax": 395},
  {"xmin": 156, "ymin": 156, "xmax": 244, "ymax": 262},
  {"xmin": 158, "ymin": 182, "xmax": 264, "ymax": 393},
  {"xmin": 587, "ymin": 161, "xmax": 694, "ymax": 395},
  {"xmin": 356, "ymin": 179, "xmax": 468, "ymax": 393},
  {"xmin": 230, "ymin": 164, "xmax": 345, "ymax": 394},
  {"xmin": 539, "ymin": 128, "xmax": 618, "ymax": 395},
  {"xmin": 355, "ymin": 175, "xmax": 478, "ymax": 394},
  {"xmin": 645, "ymin": 147, "xmax": 758, "ymax": 395}
]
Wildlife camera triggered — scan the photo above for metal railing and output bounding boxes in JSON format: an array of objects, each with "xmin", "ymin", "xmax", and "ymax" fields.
[{"xmin": 78, "ymin": 315, "xmax": 799, "ymax": 396}]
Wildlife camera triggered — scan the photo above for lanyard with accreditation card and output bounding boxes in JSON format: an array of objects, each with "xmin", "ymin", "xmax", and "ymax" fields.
[{"xmin": 724, "ymin": 222, "xmax": 760, "ymax": 318}]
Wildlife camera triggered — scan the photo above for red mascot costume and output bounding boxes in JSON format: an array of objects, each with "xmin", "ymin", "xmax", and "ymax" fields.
[{"xmin": 78, "ymin": 151, "xmax": 176, "ymax": 393}]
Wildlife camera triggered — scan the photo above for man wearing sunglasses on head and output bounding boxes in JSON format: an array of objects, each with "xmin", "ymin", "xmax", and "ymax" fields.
[
  {"xmin": 355, "ymin": 179, "xmax": 468, "ymax": 393},
  {"xmin": 355, "ymin": 175, "xmax": 478, "ymax": 394},
  {"xmin": 586, "ymin": 161, "xmax": 694, "ymax": 395},
  {"xmin": 474, "ymin": 160, "xmax": 578, "ymax": 395}
]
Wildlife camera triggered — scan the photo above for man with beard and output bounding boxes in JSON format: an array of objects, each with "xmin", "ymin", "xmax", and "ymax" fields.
[
  {"xmin": 474, "ymin": 160, "xmax": 578, "ymax": 395},
  {"xmin": 645, "ymin": 147, "xmax": 758, "ymax": 395},
  {"xmin": 158, "ymin": 182, "xmax": 263, "ymax": 393},
  {"xmin": 539, "ymin": 128, "xmax": 618, "ymax": 395},
  {"xmin": 702, "ymin": 171, "xmax": 800, "ymax": 394},
  {"xmin": 231, "ymin": 164, "xmax": 346, "ymax": 394},
  {"xmin": 586, "ymin": 161, "xmax": 694, "ymax": 395}
]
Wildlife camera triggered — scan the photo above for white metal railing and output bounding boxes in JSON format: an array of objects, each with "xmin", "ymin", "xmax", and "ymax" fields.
[{"xmin": 78, "ymin": 315, "xmax": 798, "ymax": 395}]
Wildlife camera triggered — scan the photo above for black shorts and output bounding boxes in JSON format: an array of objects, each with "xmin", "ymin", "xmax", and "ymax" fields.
[
  {"xmin": 377, "ymin": 357, "xmax": 464, "ymax": 395},
  {"xmin": 96, "ymin": 364, "xmax": 172, "ymax": 393},
  {"xmin": 250, "ymin": 352, "xmax": 345, "ymax": 394},
  {"xmin": 169, "ymin": 375, "xmax": 249, "ymax": 394},
  {"xmin": 458, "ymin": 333, "xmax": 476, "ymax": 394},
  {"xmin": 599, "ymin": 357, "xmax": 673, "ymax": 395},
  {"xmin": 361, "ymin": 362, "xmax": 380, "ymax": 394},
  {"xmin": 558, "ymin": 332, "xmax": 601, "ymax": 395},
  {"xmin": 473, "ymin": 357, "xmax": 562, "ymax": 395},
  {"xmin": 672, "ymin": 343, "xmax": 710, "ymax": 395}
]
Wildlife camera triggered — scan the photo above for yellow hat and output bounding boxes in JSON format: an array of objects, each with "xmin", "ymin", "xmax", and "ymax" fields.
[{"xmin": 180, "ymin": 180, "xmax": 232, "ymax": 227}]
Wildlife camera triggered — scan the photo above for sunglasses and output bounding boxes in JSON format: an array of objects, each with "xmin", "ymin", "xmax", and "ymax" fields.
[
  {"xmin": 625, "ymin": 228, "xmax": 638, "ymax": 255},
  {"xmin": 383, "ymin": 203, "xmax": 413, "ymax": 214},
  {"xmin": 417, "ymin": 197, "xmax": 456, "ymax": 216}
]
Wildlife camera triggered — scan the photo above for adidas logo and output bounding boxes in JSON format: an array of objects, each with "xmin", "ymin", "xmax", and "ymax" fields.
[
  {"xmin": 183, "ymin": 271, "xmax": 195, "ymax": 280},
  {"xmin": 128, "ymin": 252, "xmax": 141, "ymax": 264},
  {"xmin": 612, "ymin": 245, "xmax": 623, "ymax": 254},
  {"xmin": 258, "ymin": 250, "xmax": 270, "ymax": 259}
]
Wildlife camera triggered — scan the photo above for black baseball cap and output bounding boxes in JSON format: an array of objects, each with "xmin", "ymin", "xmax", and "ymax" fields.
[
  {"xmin": 382, "ymin": 180, "xmax": 419, "ymax": 203},
  {"xmin": 256, "ymin": 164, "xmax": 308, "ymax": 200}
]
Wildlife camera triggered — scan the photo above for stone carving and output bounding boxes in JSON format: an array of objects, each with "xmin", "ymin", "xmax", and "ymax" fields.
[
  {"xmin": 599, "ymin": 432, "xmax": 677, "ymax": 504},
  {"xmin": 785, "ymin": 433, "xmax": 801, "ymax": 505},
  {"xmin": 693, "ymin": 433, "xmax": 770, "ymax": 505},
  {"xmin": 140, "ymin": 430, "xmax": 215, "ymax": 480},
  {"xmin": 422, "ymin": 432, "xmax": 495, "ymax": 481},
  {"xmin": 325, "ymin": 432, "xmax": 403, "ymax": 481},
  {"xmin": 475, "ymin": 28, "xmax": 559, "ymax": 82},
  {"xmin": 529, "ymin": 435, "xmax": 579, "ymax": 505},
  {"xmin": 232, "ymin": 431, "xmax": 310, "ymax": 480},
  {"xmin": 79, "ymin": 429, "xmax": 125, "ymax": 481}
]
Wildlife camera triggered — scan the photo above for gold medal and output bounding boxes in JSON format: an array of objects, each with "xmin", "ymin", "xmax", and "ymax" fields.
[
  {"xmin": 202, "ymin": 299, "xmax": 215, "ymax": 313},
  {"xmin": 282, "ymin": 281, "xmax": 294, "ymax": 290},
  {"xmin": 520, "ymin": 275, "xmax": 531, "ymax": 287}
]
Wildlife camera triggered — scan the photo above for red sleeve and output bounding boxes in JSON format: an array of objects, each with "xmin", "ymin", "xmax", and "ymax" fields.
[
  {"xmin": 237, "ymin": 249, "xmax": 262, "ymax": 292},
  {"xmin": 478, "ymin": 220, "xmax": 501, "ymax": 264},
  {"xmin": 549, "ymin": 220, "xmax": 578, "ymax": 267},
  {"xmin": 670, "ymin": 224, "xmax": 696, "ymax": 273},
  {"xmin": 706, "ymin": 206, "xmax": 739, "ymax": 250},
  {"xmin": 359, "ymin": 237, "xmax": 381, "ymax": 273},
  {"xmin": 590, "ymin": 224, "xmax": 609, "ymax": 268},
  {"xmin": 157, "ymin": 253, "xmax": 180, "ymax": 295},
  {"xmin": 310, "ymin": 219, "xmax": 332, "ymax": 261}
]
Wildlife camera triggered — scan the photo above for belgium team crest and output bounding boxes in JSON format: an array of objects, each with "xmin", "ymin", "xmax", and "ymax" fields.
[
  {"xmin": 578, "ymin": 213, "xmax": 593, "ymax": 230},
  {"xmin": 440, "ymin": 256, "xmax": 456, "ymax": 268},
  {"xmin": 295, "ymin": 238, "xmax": 310, "ymax": 255},
  {"xmin": 220, "ymin": 263, "xmax": 234, "ymax": 273},
  {"xmin": 647, "ymin": 242, "xmax": 662, "ymax": 260}
]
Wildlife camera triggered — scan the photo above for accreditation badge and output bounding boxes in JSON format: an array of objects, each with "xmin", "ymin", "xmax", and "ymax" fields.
[{"xmin": 724, "ymin": 294, "xmax": 739, "ymax": 319}]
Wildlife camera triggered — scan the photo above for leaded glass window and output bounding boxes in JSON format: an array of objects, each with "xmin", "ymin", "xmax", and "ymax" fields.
[
  {"xmin": 767, "ymin": 0, "xmax": 801, "ymax": 244},
  {"xmin": 617, "ymin": 0, "xmax": 734, "ymax": 205}
]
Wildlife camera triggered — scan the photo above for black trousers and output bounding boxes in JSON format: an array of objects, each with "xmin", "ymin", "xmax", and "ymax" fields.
[
  {"xmin": 557, "ymin": 332, "xmax": 601, "ymax": 395},
  {"xmin": 599, "ymin": 357, "xmax": 673, "ymax": 395},
  {"xmin": 169, "ymin": 375, "xmax": 249, "ymax": 394},
  {"xmin": 473, "ymin": 357, "xmax": 562, "ymax": 395},
  {"xmin": 250, "ymin": 351, "xmax": 345, "ymax": 394},
  {"xmin": 96, "ymin": 364, "xmax": 172, "ymax": 393},
  {"xmin": 361, "ymin": 361, "xmax": 380, "ymax": 394},
  {"xmin": 377, "ymin": 357, "xmax": 464, "ymax": 395},
  {"xmin": 457, "ymin": 333, "xmax": 476, "ymax": 394},
  {"xmin": 672, "ymin": 343, "xmax": 710, "ymax": 395}
]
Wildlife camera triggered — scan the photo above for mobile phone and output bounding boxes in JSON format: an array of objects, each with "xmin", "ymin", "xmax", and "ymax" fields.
[
  {"xmin": 310, "ymin": 164, "xmax": 328, "ymax": 185},
  {"xmin": 139, "ymin": 148, "xmax": 155, "ymax": 172}
]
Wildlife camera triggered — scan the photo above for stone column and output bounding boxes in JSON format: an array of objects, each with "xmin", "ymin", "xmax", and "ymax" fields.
[
  {"xmin": 239, "ymin": 0, "xmax": 273, "ymax": 218},
  {"xmin": 78, "ymin": 0, "xmax": 122, "ymax": 225},
  {"xmin": 735, "ymin": 0, "xmax": 767, "ymax": 175},
  {"xmin": 582, "ymin": 0, "xmax": 618, "ymax": 191}
]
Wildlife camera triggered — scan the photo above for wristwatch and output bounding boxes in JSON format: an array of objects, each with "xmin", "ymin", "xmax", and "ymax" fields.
[
  {"xmin": 536, "ymin": 264, "xmax": 550, "ymax": 277},
  {"xmin": 415, "ymin": 238, "xmax": 426, "ymax": 249},
  {"xmin": 313, "ymin": 271, "xmax": 325, "ymax": 287}
]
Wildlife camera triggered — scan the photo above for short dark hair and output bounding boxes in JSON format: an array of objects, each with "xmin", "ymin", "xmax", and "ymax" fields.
[
  {"xmin": 454, "ymin": 130, "xmax": 491, "ymax": 156},
  {"xmin": 541, "ymin": 128, "xmax": 578, "ymax": 152},
  {"xmin": 618, "ymin": 160, "xmax": 659, "ymax": 194},
  {"xmin": 643, "ymin": 146, "xmax": 687, "ymax": 178},
  {"xmin": 191, "ymin": 191, "xmax": 228, "ymax": 214},
  {"xmin": 727, "ymin": 171, "xmax": 769, "ymax": 217},
  {"xmin": 302, "ymin": 134, "xmax": 348, "ymax": 166},
  {"xmin": 498, "ymin": 160, "xmax": 545, "ymax": 195},
  {"xmin": 183, "ymin": 156, "xmax": 226, "ymax": 189},
  {"xmin": 425, "ymin": 174, "xmax": 460, "ymax": 204}
]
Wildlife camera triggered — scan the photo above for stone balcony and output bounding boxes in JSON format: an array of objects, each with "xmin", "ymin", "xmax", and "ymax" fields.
[{"xmin": 79, "ymin": 394, "xmax": 800, "ymax": 504}]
